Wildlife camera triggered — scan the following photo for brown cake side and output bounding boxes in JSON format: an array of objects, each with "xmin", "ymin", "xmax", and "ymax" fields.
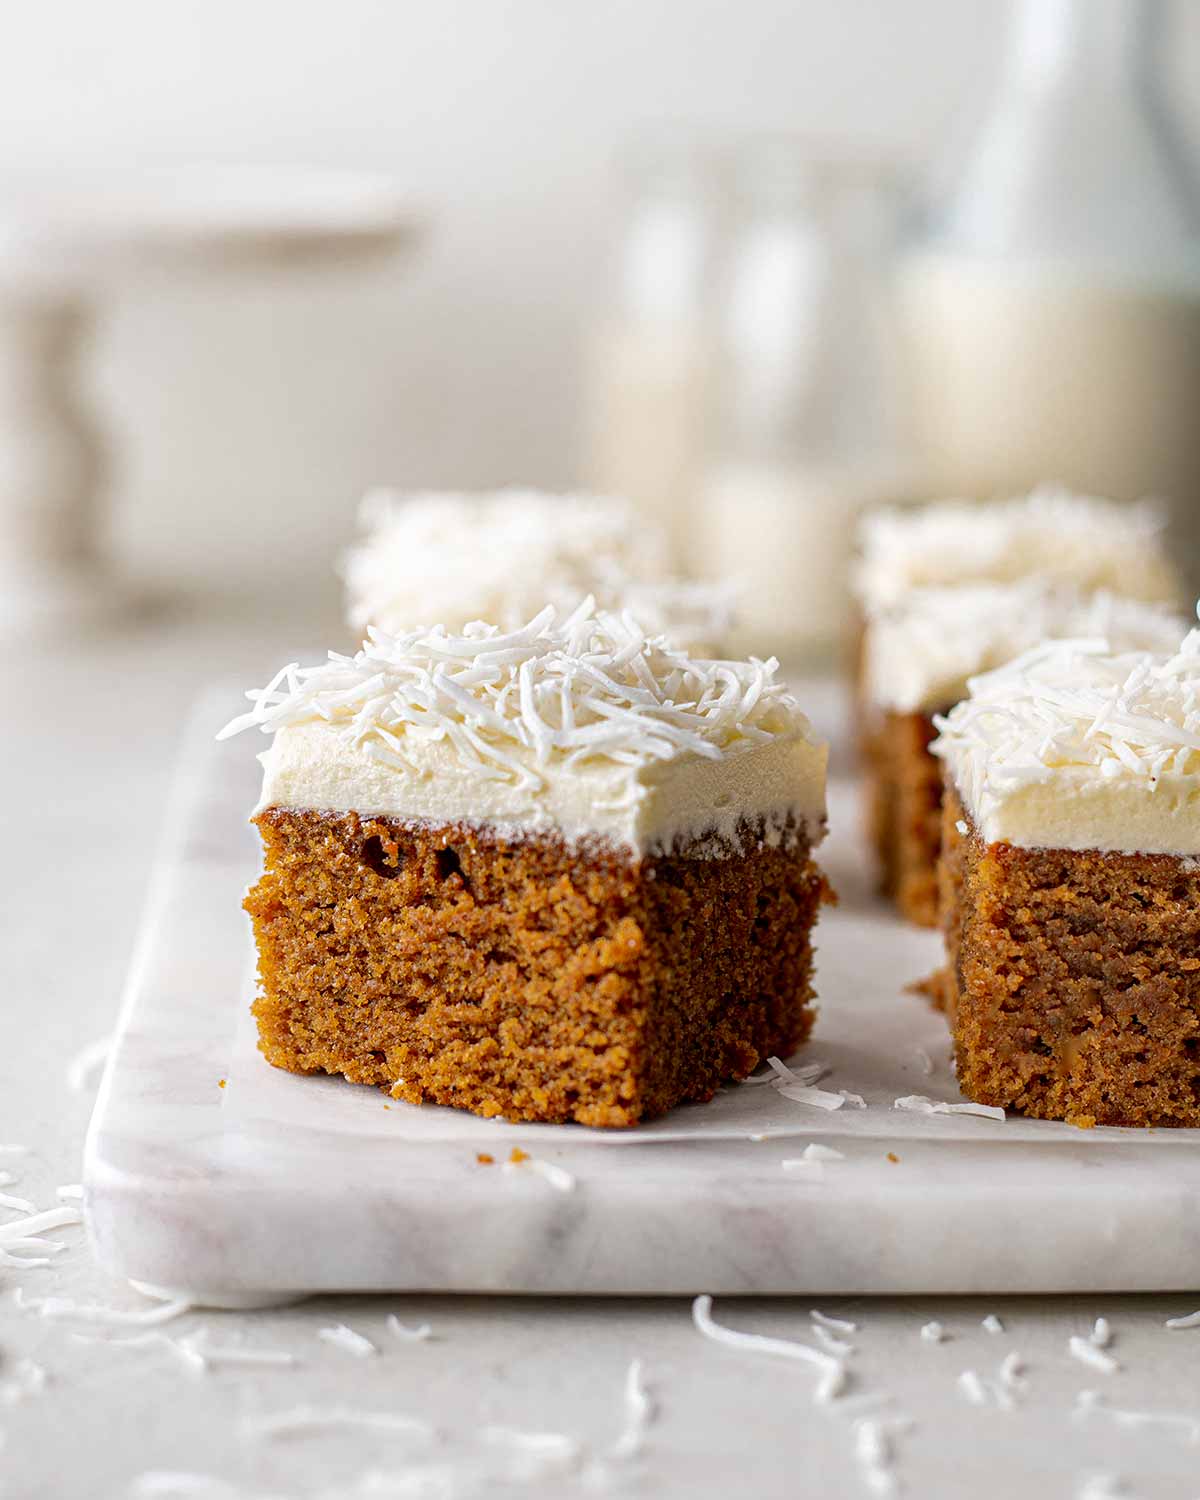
[
  {"xmin": 941, "ymin": 785, "xmax": 1200, "ymax": 1127},
  {"xmin": 863, "ymin": 708, "xmax": 942, "ymax": 927},
  {"xmin": 245, "ymin": 809, "xmax": 830, "ymax": 1127}
]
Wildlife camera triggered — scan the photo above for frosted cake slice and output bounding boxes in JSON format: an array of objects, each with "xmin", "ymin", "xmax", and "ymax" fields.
[
  {"xmin": 932, "ymin": 622, "xmax": 1200, "ymax": 1126},
  {"xmin": 862, "ymin": 582, "xmax": 1182, "ymax": 926},
  {"xmin": 341, "ymin": 487, "xmax": 734, "ymax": 655},
  {"xmin": 853, "ymin": 485, "xmax": 1179, "ymax": 617},
  {"xmin": 221, "ymin": 605, "xmax": 829, "ymax": 1127}
]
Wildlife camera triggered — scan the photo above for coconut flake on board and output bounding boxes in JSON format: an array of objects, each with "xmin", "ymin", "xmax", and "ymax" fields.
[{"xmin": 893, "ymin": 1095, "xmax": 1006, "ymax": 1121}]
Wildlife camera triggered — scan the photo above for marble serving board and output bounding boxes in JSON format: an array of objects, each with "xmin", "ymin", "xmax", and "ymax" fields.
[{"xmin": 85, "ymin": 685, "xmax": 1200, "ymax": 1302}]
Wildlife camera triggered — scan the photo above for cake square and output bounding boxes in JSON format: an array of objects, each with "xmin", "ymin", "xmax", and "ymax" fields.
[
  {"xmin": 861, "ymin": 581, "xmax": 1182, "ymax": 926},
  {"xmin": 341, "ymin": 487, "xmax": 733, "ymax": 654},
  {"xmin": 221, "ymin": 606, "xmax": 829, "ymax": 1127},
  {"xmin": 853, "ymin": 486, "xmax": 1178, "ymax": 617},
  {"xmin": 931, "ymin": 629, "xmax": 1200, "ymax": 1126}
]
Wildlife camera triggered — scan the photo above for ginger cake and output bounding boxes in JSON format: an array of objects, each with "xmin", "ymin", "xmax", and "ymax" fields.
[
  {"xmin": 862, "ymin": 581, "xmax": 1182, "ymax": 926},
  {"xmin": 220, "ymin": 603, "xmax": 829, "ymax": 1127},
  {"xmin": 931, "ymin": 621, "xmax": 1200, "ymax": 1127}
]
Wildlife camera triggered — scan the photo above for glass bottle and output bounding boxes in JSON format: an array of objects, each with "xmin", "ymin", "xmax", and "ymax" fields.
[
  {"xmin": 695, "ymin": 141, "xmax": 911, "ymax": 664},
  {"xmin": 900, "ymin": 0, "xmax": 1200, "ymax": 578},
  {"xmin": 581, "ymin": 140, "xmax": 717, "ymax": 560}
]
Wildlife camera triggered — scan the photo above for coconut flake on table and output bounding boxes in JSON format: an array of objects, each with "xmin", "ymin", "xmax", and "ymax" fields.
[
  {"xmin": 1091, "ymin": 1317, "xmax": 1113, "ymax": 1348},
  {"xmin": 316, "ymin": 1323, "xmax": 378, "ymax": 1358},
  {"xmin": 1069, "ymin": 1337, "xmax": 1120, "ymax": 1375},
  {"xmin": 1164, "ymin": 1309, "xmax": 1200, "ymax": 1330},
  {"xmin": 982, "ymin": 1314, "xmax": 1005, "ymax": 1335},
  {"xmin": 1075, "ymin": 1477, "xmax": 1137, "ymax": 1500},
  {"xmin": 957, "ymin": 1370, "xmax": 988, "ymax": 1406},
  {"xmin": 1074, "ymin": 1389, "xmax": 1200, "ymax": 1443},
  {"xmin": 611, "ymin": 1358, "xmax": 654, "ymax": 1460},
  {"xmin": 246, "ymin": 1405, "xmax": 435, "ymax": 1442},
  {"xmin": 920, "ymin": 1321, "xmax": 946, "ymax": 1344},
  {"xmin": 691, "ymin": 1295, "xmax": 846, "ymax": 1403},
  {"xmin": 998, "ymin": 1352, "xmax": 1027, "ymax": 1396},
  {"xmin": 0, "ymin": 1191, "xmax": 37, "ymax": 1214},
  {"xmin": 386, "ymin": 1313, "xmax": 434, "ymax": 1342},
  {"xmin": 853, "ymin": 1417, "xmax": 911, "ymax": 1499},
  {"xmin": 15, "ymin": 1287, "xmax": 192, "ymax": 1326}
]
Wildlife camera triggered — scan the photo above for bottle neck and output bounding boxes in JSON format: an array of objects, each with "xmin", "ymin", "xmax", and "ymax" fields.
[{"xmin": 1007, "ymin": 0, "xmax": 1149, "ymax": 94}]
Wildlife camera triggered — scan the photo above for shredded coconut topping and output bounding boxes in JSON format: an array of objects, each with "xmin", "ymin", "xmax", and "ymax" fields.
[
  {"xmin": 220, "ymin": 603, "xmax": 811, "ymax": 795},
  {"xmin": 933, "ymin": 614, "xmax": 1200, "ymax": 854},
  {"xmin": 854, "ymin": 487, "xmax": 1176, "ymax": 614},
  {"xmin": 342, "ymin": 487, "xmax": 735, "ymax": 652}
]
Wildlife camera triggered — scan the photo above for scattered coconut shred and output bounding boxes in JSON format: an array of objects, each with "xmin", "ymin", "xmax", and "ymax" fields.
[
  {"xmin": 246, "ymin": 1406, "xmax": 435, "ymax": 1442},
  {"xmin": 740, "ymin": 1057, "xmax": 865, "ymax": 1112},
  {"xmin": 316, "ymin": 1323, "xmax": 378, "ymax": 1358},
  {"xmin": 14, "ymin": 1286, "xmax": 191, "ymax": 1327},
  {"xmin": 893, "ymin": 1095, "xmax": 1006, "ymax": 1121},
  {"xmin": 611, "ymin": 1358, "xmax": 654, "ymax": 1459},
  {"xmin": 691, "ymin": 1295, "xmax": 846, "ymax": 1403},
  {"xmin": 1069, "ymin": 1336, "xmax": 1120, "ymax": 1375},
  {"xmin": 1075, "ymin": 1389, "xmax": 1200, "ymax": 1444},
  {"xmin": 854, "ymin": 1417, "xmax": 911, "ymax": 1498},
  {"xmin": 1164, "ymin": 1309, "xmax": 1200, "ymax": 1330},
  {"xmin": 386, "ymin": 1313, "xmax": 433, "ymax": 1342}
]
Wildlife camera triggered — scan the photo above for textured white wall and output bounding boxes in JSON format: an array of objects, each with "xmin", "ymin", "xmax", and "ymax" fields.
[{"xmin": 1, "ymin": 0, "xmax": 1196, "ymax": 597}]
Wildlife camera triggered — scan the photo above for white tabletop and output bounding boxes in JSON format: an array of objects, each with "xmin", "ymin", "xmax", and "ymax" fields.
[{"xmin": 6, "ymin": 598, "xmax": 1199, "ymax": 1500}]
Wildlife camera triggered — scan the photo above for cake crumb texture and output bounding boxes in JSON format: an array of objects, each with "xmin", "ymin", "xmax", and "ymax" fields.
[
  {"xmin": 245, "ymin": 808, "xmax": 829, "ymax": 1127},
  {"xmin": 941, "ymin": 787, "xmax": 1200, "ymax": 1127}
]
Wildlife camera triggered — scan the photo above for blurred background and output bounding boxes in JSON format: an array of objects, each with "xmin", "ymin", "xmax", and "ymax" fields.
[{"xmin": 1, "ymin": 0, "xmax": 1198, "ymax": 649}]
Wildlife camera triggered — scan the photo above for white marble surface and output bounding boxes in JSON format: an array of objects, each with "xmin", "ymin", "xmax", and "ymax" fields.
[
  {"xmin": 86, "ymin": 692, "xmax": 1200, "ymax": 1301},
  {"xmin": 7, "ymin": 603, "xmax": 1200, "ymax": 1500}
]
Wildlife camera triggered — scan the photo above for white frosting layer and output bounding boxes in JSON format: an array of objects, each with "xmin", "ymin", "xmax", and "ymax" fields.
[
  {"xmin": 932, "ymin": 618, "xmax": 1200, "ymax": 854},
  {"xmin": 341, "ymin": 487, "xmax": 734, "ymax": 653},
  {"xmin": 854, "ymin": 486, "xmax": 1178, "ymax": 615},
  {"xmin": 866, "ymin": 583, "xmax": 1184, "ymax": 715},
  {"xmin": 220, "ymin": 605, "xmax": 826, "ymax": 857}
]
